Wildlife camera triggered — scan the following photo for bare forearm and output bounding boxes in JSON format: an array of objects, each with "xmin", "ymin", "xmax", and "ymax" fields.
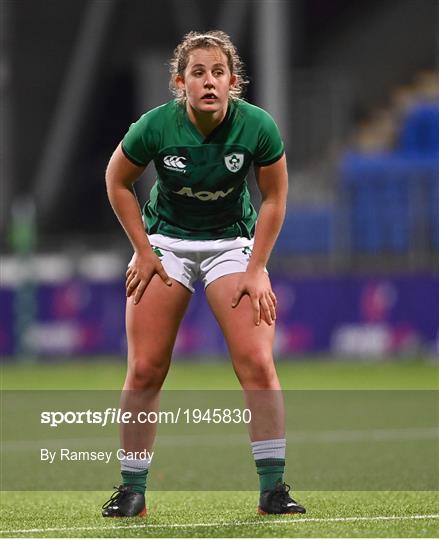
[
  {"xmin": 247, "ymin": 200, "xmax": 285, "ymax": 272},
  {"xmin": 107, "ymin": 183, "xmax": 151, "ymax": 254}
]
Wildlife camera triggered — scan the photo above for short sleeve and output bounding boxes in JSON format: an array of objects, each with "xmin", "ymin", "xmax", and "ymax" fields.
[
  {"xmin": 254, "ymin": 110, "xmax": 284, "ymax": 166},
  {"xmin": 121, "ymin": 113, "xmax": 156, "ymax": 166}
]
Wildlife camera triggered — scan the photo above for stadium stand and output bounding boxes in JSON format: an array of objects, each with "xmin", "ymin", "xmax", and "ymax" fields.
[
  {"xmin": 398, "ymin": 102, "xmax": 439, "ymax": 158},
  {"xmin": 338, "ymin": 71, "xmax": 439, "ymax": 254},
  {"xmin": 275, "ymin": 206, "xmax": 335, "ymax": 255}
]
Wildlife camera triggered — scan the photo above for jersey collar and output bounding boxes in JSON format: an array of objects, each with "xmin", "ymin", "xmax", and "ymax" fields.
[{"xmin": 184, "ymin": 100, "xmax": 235, "ymax": 144}]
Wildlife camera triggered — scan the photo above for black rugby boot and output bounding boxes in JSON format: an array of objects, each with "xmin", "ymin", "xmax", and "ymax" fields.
[
  {"xmin": 102, "ymin": 485, "xmax": 146, "ymax": 517},
  {"xmin": 258, "ymin": 482, "xmax": 306, "ymax": 515}
]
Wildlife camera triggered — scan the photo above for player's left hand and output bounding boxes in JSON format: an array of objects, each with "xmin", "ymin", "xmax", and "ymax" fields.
[{"xmin": 231, "ymin": 270, "xmax": 277, "ymax": 326}]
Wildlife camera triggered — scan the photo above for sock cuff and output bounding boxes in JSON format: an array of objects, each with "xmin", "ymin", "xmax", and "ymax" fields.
[
  {"xmin": 121, "ymin": 469, "xmax": 149, "ymax": 478},
  {"xmin": 255, "ymin": 457, "xmax": 286, "ymax": 468},
  {"xmin": 120, "ymin": 456, "xmax": 151, "ymax": 473},
  {"xmin": 251, "ymin": 438, "xmax": 286, "ymax": 460}
]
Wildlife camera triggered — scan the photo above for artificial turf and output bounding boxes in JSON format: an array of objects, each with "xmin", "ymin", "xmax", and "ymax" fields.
[
  {"xmin": 1, "ymin": 359, "xmax": 438, "ymax": 537},
  {"xmin": 0, "ymin": 490, "xmax": 438, "ymax": 538},
  {"xmin": 2, "ymin": 357, "xmax": 438, "ymax": 390}
]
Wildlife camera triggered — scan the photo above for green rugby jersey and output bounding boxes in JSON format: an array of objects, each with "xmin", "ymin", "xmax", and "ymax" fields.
[{"xmin": 122, "ymin": 98, "xmax": 284, "ymax": 240}]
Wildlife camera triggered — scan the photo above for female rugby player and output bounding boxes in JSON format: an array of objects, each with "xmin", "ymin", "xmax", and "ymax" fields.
[{"xmin": 102, "ymin": 30, "xmax": 305, "ymax": 518}]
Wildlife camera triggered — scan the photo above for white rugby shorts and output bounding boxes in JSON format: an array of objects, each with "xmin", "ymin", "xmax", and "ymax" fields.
[{"xmin": 144, "ymin": 233, "xmax": 255, "ymax": 293}]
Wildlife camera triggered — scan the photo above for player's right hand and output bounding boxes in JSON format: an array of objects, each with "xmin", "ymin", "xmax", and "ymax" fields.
[{"xmin": 126, "ymin": 250, "xmax": 172, "ymax": 304}]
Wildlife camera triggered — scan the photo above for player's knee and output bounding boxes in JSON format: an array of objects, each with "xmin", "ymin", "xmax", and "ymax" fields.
[
  {"xmin": 127, "ymin": 357, "xmax": 168, "ymax": 390},
  {"xmin": 235, "ymin": 349, "xmax": 277, "ymax": 389}
]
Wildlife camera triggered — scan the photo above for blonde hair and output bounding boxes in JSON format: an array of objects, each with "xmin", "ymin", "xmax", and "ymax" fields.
[{"xmin": 169, "ymin": 30, "xmax": 248, "ymax": 101}]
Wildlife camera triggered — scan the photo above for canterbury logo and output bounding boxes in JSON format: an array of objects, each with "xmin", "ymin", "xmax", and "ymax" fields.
[{"xmin": 163, "ymin": 155, "xmax": 187, "ymax": 170}]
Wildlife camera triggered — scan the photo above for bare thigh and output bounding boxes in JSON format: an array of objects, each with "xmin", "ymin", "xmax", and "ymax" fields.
[
  {"xmin": 205, "ymin": 273, "xmax": 278, "ymax": 385},
  {"xmin": 206, "ymin": 273, "xmax": 284, "ymax": 440},
  {"xmin": 125, "ymin": 275, "xmax": 192, "ymax": 389},
  {"xmin": 120, "ymin": 276, "xmax": 191, "ymax": 452}
]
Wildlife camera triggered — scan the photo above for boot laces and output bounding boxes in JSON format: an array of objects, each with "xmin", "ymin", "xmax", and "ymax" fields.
[
  {"xmin": 102, "ymin": 485, "xmax": 131, "ymax": 509},
  {"xmin": 273, "ymin": 482, "xmax": 298, "ymax": 504}
]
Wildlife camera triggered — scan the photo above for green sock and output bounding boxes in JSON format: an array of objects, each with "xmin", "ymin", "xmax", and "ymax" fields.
[
  {"xmin": 121, "ymin": 469, "xmax": 148, "ymax": 494},
  {"xmin": 255, "ymin": 458, "xmax": 285, "ymax": 492}
]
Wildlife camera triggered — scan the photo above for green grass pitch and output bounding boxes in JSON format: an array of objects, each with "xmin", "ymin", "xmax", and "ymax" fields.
[
  {"xmin": 1, "ymin": 358, "xmax": 438, "ymax": 537},
  {"xmin": 1, "ymin": 491, "xmax": 438, "ymax": 538}
]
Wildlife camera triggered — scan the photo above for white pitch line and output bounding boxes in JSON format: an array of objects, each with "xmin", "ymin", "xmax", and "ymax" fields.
[{"xmin": 1, "ymin": 513, "xmax": 438, "ymax": 534}]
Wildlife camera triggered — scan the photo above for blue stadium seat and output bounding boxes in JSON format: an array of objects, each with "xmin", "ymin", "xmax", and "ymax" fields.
[
  {"xmin": 430, "ymin": 172, "xmax": 439, "ymax": 249},
  {"xmin": 275, "ymin": 206, "xmax": 334, "ymax": 254},
  {"xmin": 340, "ymin": 151, "xmax": 438, "ymax": 253},
  {"xmin": 398, "ymin": 103, "xmax": 439, "ymax": 158}
]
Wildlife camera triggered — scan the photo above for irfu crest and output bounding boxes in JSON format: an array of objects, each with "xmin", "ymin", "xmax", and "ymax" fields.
[{"xmin": 224, "ymin": 153, "xmax": 244, "ymax": 173}]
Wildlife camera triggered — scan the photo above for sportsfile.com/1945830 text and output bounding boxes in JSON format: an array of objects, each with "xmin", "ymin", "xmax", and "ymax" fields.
[{"xmin": 40, "ymin": 408, "xmax": 251, "ymax": 427}]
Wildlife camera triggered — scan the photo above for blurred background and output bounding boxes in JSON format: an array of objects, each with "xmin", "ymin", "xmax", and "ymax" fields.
[{"xmin": 1, "ymin": 0, "xmax": 438, "ymax": 362}]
